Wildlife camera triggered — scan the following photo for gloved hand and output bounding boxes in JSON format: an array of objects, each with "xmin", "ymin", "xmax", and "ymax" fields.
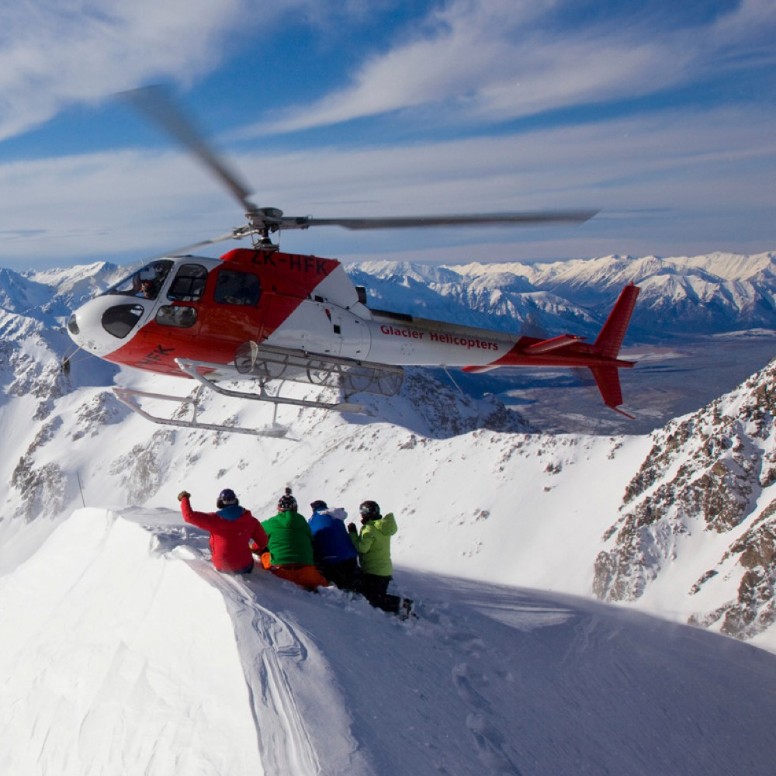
[
  {"xmin": 177, "ymin": 490, "xmax": 191, "ymax": 501},
  {"xmin": 347, "ymin": 522, "xmax": 357, "ymax": 533}
]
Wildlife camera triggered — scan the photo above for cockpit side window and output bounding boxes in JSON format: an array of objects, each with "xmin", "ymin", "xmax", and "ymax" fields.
[
  {"xmin": 168, "ymin": 264, "xmax": 209, "ymax": 301},
  {"xmin": 102, "ymin": 304, "xmax": 144, "ymax": 338},
  {"xmin": 104, "ymin": 260, "xmax": 174, "ymax": 299},
  {"xmin": 214, "ymin": 269, "xmax": 261, "ymax": 306}
]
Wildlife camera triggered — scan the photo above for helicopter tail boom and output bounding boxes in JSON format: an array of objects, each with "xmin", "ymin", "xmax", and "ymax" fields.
[{"xmin": 462, "ymin": 283, "xmax": 640, "ymax": 414}]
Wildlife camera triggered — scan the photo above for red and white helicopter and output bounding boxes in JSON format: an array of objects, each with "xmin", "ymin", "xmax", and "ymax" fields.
[{"xmin": 66, "ymin": 87, "xmax": 640, "ymax": 436}]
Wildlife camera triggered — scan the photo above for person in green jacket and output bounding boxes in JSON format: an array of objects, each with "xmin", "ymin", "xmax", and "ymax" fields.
[
  {"xmin": 348, "ymin": 500, "xmax": 398, "ymax": 612},
  {"xmin": 261, "ymin": 488, "xmax": 329, "ymax": 591}
]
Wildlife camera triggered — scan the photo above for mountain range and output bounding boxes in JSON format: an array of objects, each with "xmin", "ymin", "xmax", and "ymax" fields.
[{"xmin": 349, "ymin": 251, "xmax": 776, "ymax": 433}]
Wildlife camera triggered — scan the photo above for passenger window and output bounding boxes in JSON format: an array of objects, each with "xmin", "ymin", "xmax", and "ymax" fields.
[
  {"xmin": 155, "ymin": 305, "xmax": 198, "ymax": 328},
  {"xmin": 168, "ymin": 264, "xmax": 208, "ymax": 301},
  {"xmin": 214, "ymin": 269, "xmax": 260, "ymax": 306}
]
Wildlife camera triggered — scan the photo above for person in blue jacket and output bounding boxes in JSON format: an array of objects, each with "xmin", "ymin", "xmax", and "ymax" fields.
[{"xmin": 308, "ymin": 499, "xmax": 360, "ymax": 591}]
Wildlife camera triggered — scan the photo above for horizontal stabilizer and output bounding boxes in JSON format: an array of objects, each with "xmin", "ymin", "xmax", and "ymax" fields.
[
  {"xmin": 462, "ymin": 364, "xmax": 495, "ymax": 374},
  {"xmin": 525, "ymin": 334, "xmax": 583, "ymax": 354}
]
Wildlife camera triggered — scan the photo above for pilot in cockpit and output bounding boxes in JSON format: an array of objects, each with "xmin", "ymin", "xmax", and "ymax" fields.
[{"xmin": 138, "ymin": 278, "xmax": 158, "ymax": 299}]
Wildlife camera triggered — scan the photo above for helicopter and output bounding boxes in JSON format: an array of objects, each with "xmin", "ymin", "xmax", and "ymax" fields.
[{"xmin": 66, "ymin": 87, "xmax": 639, "ymax": 436}]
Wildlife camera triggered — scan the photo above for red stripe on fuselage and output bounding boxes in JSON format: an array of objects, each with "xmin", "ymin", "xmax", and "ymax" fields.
[
  {"xmin": 221, "ymin": 249, "xmax": 339, "ymax": 298},
  {"xmin": 108, "ymin": 249, "xmax": 341, "ymax": 376}
]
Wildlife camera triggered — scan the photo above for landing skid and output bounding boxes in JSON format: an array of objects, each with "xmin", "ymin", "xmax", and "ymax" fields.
[
  {"xmin": 113, "ymin": 387, "xmax": 292, "ymax": 438},
  {"xmin": 113, "ymin": 347, "xmax": 398, "ymax": 436},
  {"xmin": 175, "ymin": 358, "xmax": 366, "ymax": 412},
  {"xmin": 113, "ymin": 351, "xmax": 370, "ymax": 436}
]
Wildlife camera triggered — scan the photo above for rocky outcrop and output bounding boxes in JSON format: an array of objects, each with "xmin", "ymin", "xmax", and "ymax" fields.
[
  {"xmin": 11, "ymin": 455, "xmax": 67, "ymax": 522},
  {"xmin": 689, "ymin": 501, "xmax": 776, "ymax": 640},
  {"xmin": 71, "ymin": 391, "xmax": 129, "ymax": 440},
  {"xmin": 594, "ymin": 359, "xmax": 776, "ymax": 642},
  {"xmin": 109, "ymin": 430, "xmax": 177, "ymax": 504}
]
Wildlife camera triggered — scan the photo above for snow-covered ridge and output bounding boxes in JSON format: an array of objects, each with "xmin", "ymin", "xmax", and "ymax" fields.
[
  {"xmin": 352, "ymin": 252, "xmax": 776, "ymax": 334},
  {"xmin": 2, "ymin": 506, "xmax": 775, "ymax": 775},
  {"xmin": 449, "ymin": 251, "xmax": 776, "ymax": 285}
]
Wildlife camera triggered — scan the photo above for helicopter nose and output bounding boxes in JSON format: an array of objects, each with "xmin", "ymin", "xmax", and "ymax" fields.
[{"xmin": 67, "ymin": 297, "xmax": 148, "ymax": 357}]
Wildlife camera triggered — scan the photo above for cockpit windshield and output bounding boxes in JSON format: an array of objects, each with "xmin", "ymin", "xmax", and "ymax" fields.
[{"xmin": 103, "ymin": 260, "xmax": 174, "ymax": 301}]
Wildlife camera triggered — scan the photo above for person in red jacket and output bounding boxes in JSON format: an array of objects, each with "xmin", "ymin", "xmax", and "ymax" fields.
[{"xmin": 178, "ymin": 488, "xmax": 268, "ymax": 574}]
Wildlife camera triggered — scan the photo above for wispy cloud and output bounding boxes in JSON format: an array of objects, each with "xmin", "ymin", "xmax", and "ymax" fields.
[
  {"xmin": 245, "ymin": 0, "xmax": 776, "ymax": 135},
  {"xmin": 2, "ymin": 102, "xmax": 773, "ymax": 266},
  {"xmin": 0, "ymin": 0, "xmax": 317, "ymax": 141}
]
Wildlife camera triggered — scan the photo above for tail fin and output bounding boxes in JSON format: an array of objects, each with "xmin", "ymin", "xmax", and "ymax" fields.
[
  {"xmin": 591, "ymin": 284, "xmax": 640, "ymax": 416},
  {"xmin": 593, "ymin": 283, "xmax": 640, "ymax": 359}
]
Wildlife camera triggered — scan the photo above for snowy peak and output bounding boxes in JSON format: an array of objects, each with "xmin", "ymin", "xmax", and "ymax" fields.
[
  {"xmin": 26, "ymin": 260, "xmax": 125, "ymax": 318},
  {"xmin": 0, "ymin": 267, "xmax": 51, "ymax": 314}
]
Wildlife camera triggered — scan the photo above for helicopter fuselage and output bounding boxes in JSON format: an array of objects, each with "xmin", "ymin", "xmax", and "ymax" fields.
[{"xmin": 67, "ymin": 247, "xmax": 638, "ymax": 412}]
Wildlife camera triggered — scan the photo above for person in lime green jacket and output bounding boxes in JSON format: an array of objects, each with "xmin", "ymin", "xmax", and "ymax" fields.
[{"xmin": 348, "ymin": 500, "xmax": 398, "ymax": 612}]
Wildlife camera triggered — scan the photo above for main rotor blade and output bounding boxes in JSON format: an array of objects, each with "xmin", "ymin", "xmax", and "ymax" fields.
[
  {"xmin": 300, "ymin": 210, "xmax": 599, "ymax": 230},
  {"xmin": 122, "ymin": 85, "xmax": 256, "ymax": 214},
  {"xmin": 160, "ymin": 230, "xmax": 243, "ymax": 256},
  {"xmin": 126, "ymin": 231, "xmax": 242, "ymax": 266}
]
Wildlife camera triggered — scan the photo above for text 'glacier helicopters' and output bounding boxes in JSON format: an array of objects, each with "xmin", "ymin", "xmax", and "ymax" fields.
[{"xmin": 66, "ymin": 86, "xmax": 640, "ymax": 437}]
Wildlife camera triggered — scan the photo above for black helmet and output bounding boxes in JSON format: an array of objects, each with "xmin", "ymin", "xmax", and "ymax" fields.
[
  {"xmin": 217, "ymin": 488, "xmax": 238, "ymax": 508},
  {"xmin": 278, "ymin": 487, "xmax": 297, "ymax": 512},
  {"xmin": 310, "ymin": 499, "xmax": 328, "ymax": 511},
  {"xmin": 359, "ymin": 500, "xmax": 380, "ymax": 521}
]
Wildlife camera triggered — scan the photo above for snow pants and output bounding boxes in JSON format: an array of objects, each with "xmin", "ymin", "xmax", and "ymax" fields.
[{"xmin": 260, "ymin": 552, "xmax": 330, "ymax": 591}]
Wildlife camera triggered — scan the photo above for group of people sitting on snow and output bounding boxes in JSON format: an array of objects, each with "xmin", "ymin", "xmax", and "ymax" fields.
[{"xmin": 177, "ymin": 486, "xmax": 409, "ymax": 616}]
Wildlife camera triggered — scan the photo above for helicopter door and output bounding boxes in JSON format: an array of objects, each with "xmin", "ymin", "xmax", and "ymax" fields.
[
  {"xmin": 198, "ymin": 267, "xmax": 264, "ymax": 346},
  {"xmin": 154, "ymin": 262, "xmax": 208, "ymax": 331}
]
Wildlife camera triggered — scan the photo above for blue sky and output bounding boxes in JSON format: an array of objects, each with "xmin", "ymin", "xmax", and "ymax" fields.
[{"xmin": 0, "ymin": 0, "xmax": 774, "ymax": 269}]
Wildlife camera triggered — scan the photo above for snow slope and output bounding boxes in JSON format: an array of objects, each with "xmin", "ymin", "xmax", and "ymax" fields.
[
  {"xmin": 3, "ymin": 357, "xmax": 774, "ymax": 648},
  {"xmin": 2, "ymin": 507, "xmax": 775, "ymax": 775}
]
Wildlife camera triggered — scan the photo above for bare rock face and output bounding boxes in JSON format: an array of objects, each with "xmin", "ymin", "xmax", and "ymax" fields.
[
  {"xmin": 594, "ymin": 359, "xmax": 776, "ymax": 642},
  {"xmin": 689, "ymin": 501, "xmax": 776, "ymax": 640},
  {"xmin": 109, "ymin": 430, "xmax": 177, "ymax": 504},
  {"xmin": 11, "ymin": 456, "xmax": 67, "ymax": 522}
]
